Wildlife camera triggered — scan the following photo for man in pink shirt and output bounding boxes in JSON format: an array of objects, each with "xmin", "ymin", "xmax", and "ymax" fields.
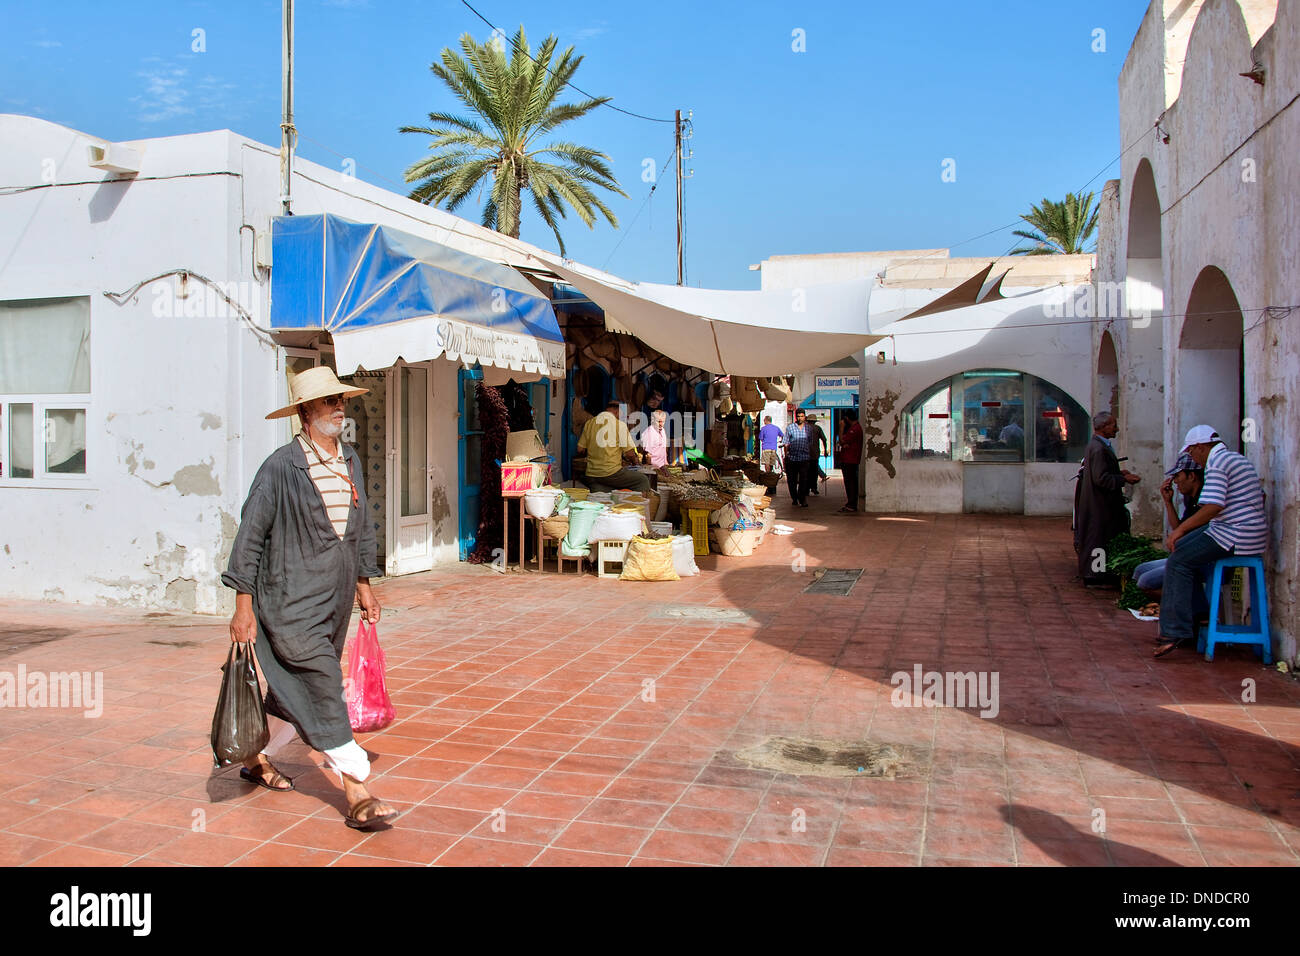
[{"xmin": 641, "ymin": 409, "xmax": 670, "ymax": 468}]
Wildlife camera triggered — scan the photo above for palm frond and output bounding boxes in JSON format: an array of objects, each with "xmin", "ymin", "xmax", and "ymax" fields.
[{"xmin": 401, "ymin": 25, "xmax": 624, "ymax": 249}]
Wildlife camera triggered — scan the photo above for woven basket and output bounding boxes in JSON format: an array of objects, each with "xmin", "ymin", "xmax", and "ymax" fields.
[
  {"xmin": 679, "ymin": 496, "xmax": 728, "ymax": 513},
  {"xmin": 540, "ymin": 515, "xmax": 570, "ymax": 539},
  {"xmin": 710, "ymin": 526, "xmax": 759, "ymax": 557}
]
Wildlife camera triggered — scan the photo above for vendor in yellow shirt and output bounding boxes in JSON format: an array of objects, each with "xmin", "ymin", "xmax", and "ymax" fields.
[{"xmin": 577, "ymin": 400, "xmax": 652, "ymax": 493}]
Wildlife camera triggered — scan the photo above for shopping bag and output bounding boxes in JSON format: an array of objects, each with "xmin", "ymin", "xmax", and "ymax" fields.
[
  {"xmin": 345, "ymin": 620, "xmax": 396, "ymax": 733},
  {"xmin": 210, "ymin": 642, "xmax": 270, "ymax": 768}
]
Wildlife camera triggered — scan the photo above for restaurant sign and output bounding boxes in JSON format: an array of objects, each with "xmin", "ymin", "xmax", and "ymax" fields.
[{"xmin": 815, "ymin": 374, "xmax": 859, "ymax": 407}]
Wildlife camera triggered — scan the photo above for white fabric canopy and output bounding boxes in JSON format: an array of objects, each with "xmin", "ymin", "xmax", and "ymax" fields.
[{"xmin": 537, "ymin": 256, "xmax": 886, "ymax": 376}]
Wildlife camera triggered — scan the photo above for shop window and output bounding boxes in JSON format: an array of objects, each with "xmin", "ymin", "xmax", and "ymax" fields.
[
  {"xmin": 0, "ymin": 297, "xmax": 90, "ymax": 481},
  {"xmin": 957, "ymin": 370, "xmax": 1025, "ymax": 462},
  {"xmin": 900, "ymin": 369, "xmax": 1088, "ymax": 464},
  {"xmin": 900, "ymin": 382, "xmax": 952, "ymax": 459}
]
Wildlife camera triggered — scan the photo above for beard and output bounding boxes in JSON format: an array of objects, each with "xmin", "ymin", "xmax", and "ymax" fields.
[{"xmin": 311, "ymin": 413, "xmax": 344, "ymax": 438}]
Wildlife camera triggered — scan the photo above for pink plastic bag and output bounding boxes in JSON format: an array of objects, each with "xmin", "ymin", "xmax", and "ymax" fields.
[{"xmin": 345, "ymin": 620, "xmax": 395, "ymax": 733}]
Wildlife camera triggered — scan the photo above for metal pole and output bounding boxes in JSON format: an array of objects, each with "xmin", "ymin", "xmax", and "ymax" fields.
[
  {"xmin": 675, "ymin": 109, "xmax": 683, "ymax": 286},
  {"xmin": 280, "ymin": 0, "xmax": 295, "ymax": 214}
]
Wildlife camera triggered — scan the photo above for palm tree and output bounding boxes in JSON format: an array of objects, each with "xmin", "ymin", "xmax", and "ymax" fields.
[
  {"xmin": 1010, "ymin": 191, "xmax": 1100, "ymax": 255},
  {"xmin": 400, "ymin": 26, "xmax": 626, "ymax": 256}
]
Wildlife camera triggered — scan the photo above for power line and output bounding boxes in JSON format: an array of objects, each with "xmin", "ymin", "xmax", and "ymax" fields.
[
  {"xmin": 459, "ymin": 1, "xmax": 675, "ymax": 124},
  {"xmin": 886, "ymin": 304, "xmax": 1297, "ymax": 338},
  {"xmin": 601, "ymin": 144, "xmax": 679, "ymax": 269}
]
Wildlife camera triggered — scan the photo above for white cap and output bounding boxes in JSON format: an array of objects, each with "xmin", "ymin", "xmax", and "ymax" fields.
[{"xmin": 1179, "ymin": 424, "xmax": 1220, "ymax": 453}]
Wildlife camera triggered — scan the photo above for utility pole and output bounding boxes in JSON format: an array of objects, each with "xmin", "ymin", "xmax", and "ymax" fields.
[
  {"xmin": 676, "ymin": 109, "xmax": 686, "ymax": 283},
  {"xmin": 280, "ymin": 0, "xmax": 295, "ymax": 215}
]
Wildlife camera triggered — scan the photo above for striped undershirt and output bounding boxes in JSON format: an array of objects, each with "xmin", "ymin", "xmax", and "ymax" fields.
[
  {"xmin": 298, "ymin": 433, "xmax": 352, "ymax": 539},
  {"xmin": 1199, "ymin": 443, "xmax": 1268, "ymax": 554}
]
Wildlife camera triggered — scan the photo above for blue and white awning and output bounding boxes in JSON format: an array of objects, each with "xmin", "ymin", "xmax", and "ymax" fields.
[{"xmin": 271, "ymin": 214, "xmax": 565, "ymax": 378}]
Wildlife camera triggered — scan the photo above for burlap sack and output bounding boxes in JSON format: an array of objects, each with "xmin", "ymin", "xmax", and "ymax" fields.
[{"xmin": 619, "ymin": 535, "xmax": 680, "ymax": 581}]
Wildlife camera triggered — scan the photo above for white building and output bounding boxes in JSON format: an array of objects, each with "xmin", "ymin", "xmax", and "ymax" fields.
[
  {"xmin": 0, "ymin": 114, "xmax": 565, "ymax": 613},
  {"xmin": 755, "ymin": 250, "xmax": 1096, "ymax": 515},
  {"xmin": 1094, "ymin": 0, "xmax": 1299, "ymax": 662}
]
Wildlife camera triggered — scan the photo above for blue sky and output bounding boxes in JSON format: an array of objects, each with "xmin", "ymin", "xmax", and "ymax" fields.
[{"xmin": 1, "ymin": 0, "xmax": 1148, "ymax": 288}]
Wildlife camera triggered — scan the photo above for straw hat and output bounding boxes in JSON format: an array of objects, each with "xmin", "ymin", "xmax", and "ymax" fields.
[{"xmin": 266, "ymin": 366, "xmax": 368, "ymax": 420}]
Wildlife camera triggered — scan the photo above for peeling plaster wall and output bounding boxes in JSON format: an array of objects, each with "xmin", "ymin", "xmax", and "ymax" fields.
[
  {"xmin": 1, "ymin": 110, "xmax": 516, "ymax": 612},
  {"xmin": 1106, "ymin": 0, "xmax": 1299, "ymax": 661},
  {"xmin": 0, "ymin": 116, "xmax": 274, "ymax": 615}
]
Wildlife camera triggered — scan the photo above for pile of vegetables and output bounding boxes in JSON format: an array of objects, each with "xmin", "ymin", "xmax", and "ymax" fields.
[{"xmin": 1104, "ymin": 532, "xmax": 1167, "ymax": 609}]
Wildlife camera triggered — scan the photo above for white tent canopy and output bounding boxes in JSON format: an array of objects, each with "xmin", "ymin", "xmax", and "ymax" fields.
[{"xmin": 537, "ymin": 256, "xmax": 886, "ymax": 376}]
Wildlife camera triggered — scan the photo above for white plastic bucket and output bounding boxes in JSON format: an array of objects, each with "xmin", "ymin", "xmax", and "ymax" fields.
[{"xmin": 523, "ymin": 489, "xmax": 563, "ymax": 518}]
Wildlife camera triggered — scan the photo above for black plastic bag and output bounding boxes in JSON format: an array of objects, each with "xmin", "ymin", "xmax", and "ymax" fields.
[{"xmin": 210, "ymin": 642, "xmax": 270, "ymax": 767}]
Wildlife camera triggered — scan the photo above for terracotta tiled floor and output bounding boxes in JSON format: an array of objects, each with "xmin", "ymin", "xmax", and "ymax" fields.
[{"xmin": 3, "ymin": 481, "xmax": 1298, "ymax": 866}]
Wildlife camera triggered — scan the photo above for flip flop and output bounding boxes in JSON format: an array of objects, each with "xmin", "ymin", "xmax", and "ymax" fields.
[
  {"xmin": 344, "ymin": 796, "xmax": 399, "ymax": 830},
  {"xmin": 239, "ymin": 763, "xmax": 295, "ymax": 792},
  {"xmin": 1153, "ymin": 638, "xmax": 1186, "ymax": 659}
]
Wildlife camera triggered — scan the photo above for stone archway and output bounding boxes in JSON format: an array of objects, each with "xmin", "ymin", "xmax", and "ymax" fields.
[
  {"xmin": 1178, "ymin": 266, "xmax": 1244, "ymax": 452},
  {"xmin": 1126, "ymin": 159, "xmax": 1163, "ymax": 321},
  {"xmin": 1097, "ymin": 329, "xmax": 1119, "ymax": 421}
]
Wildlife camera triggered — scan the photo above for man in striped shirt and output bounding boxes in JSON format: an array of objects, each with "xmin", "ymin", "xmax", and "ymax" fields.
[{"xmin": 1155, "ymin": 425, "xmax": 1268, "ymax": 658}]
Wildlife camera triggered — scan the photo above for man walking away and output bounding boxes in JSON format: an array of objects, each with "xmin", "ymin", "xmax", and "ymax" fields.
[
  {"xmin": 1073, "ymin": 412, "xmax": 1140, "ymax": 586},
  {"xmin": 836, "ymin": 415, "xmax": 864, "ymax": 513},
  {"xmin": 758, "ymin": 415, "xmax": 783, "ymax": 475}
]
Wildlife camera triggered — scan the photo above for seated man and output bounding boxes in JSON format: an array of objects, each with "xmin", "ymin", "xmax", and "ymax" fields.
[
  {"xmin": 577, "ymin": 400, "xmax": 651, "ymax": 494},
  {"xmin": 1133, "ymin": 452, "xmax": 1203, "ymax": 593},
  {"xmin": 1155, "ymin": 426, "xmax": 1268, "ymax": 658}
]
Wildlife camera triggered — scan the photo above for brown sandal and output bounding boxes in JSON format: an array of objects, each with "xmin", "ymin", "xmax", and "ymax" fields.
[
  {"xmin": 1153, "ymin": 638, "xmax": 1186, "ymax": 659},
  {"xmin": 344, "ymin": 796, "xmax": 399, "ymax": 830},
  {"xmin": 240, "ymin": 762, "xmax": 295, "ymax": 791}
]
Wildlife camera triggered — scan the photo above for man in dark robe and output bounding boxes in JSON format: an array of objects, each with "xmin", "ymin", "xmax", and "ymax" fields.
[
  {"xmin": 1073, "ymin": 412, "xmax": 1141, "ymax": 585},
  {"xmin": 222, "ymin": 366, "xmax": 397, "ymax": 830}
]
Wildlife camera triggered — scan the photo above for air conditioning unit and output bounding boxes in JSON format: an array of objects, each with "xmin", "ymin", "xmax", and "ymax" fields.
[{"xmin": 87, "ymin": 142, "xmax": 141, "ymax": 175}]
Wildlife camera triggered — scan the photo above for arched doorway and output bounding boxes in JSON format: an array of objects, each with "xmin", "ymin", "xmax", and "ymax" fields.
[
  {"xmin": 1097, "ymin": 330, "xmax": 1119, "ymax": 421},
  {"xmin": 1178, "ymin": 266, "xmax": 1244, "ymax": 452},
  {"xmin": 1126, "ymin": 159, "xmax": 1163, "ymax": 321}
]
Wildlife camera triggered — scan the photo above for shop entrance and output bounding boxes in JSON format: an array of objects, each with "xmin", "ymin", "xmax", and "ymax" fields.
[{"xmin": 385, "ymin": 362, "xmax": 434, "ymax": 575}]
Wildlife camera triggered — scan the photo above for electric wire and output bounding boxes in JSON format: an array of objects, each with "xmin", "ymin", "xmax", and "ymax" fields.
[{"xmin": 459, "ymin": 0, "xmax": 675, "ymax": 124}]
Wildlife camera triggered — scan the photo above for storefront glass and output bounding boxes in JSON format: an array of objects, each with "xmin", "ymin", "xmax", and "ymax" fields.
[{"xmin": 900, "ymin": 370, "xmax": 1088, "ymax": 463}]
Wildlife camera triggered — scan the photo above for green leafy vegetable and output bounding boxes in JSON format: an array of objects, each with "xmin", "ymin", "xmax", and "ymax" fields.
[{"xmin": 1104, "ymin": 532, "xmax": 1167, "ymax": 609}]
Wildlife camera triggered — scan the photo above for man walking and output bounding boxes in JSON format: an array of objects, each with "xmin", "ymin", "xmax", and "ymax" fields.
[
  {"xmin": 222, "ymin": 366, "xmax": 397, "ymax": 830},
  {"xmin": 1073, "ymin": 412, "xmax": 1141, "ymax": 585},
  {"xmin": 807, "ymin": 414, "xmax": 830, "ymax": 495},
  {"xmin": 758, "ymin": 415, "xmax": 783, "ymax": 474},
  {"xmin": 1154, "ymin": 426, "xmax": 1268, "ymax": 658},
  {"xmin": 836, "ymin": 415, "xmax": 864, "ymax": 513},
  {"xmin": 783, "ymin": 409, "xmax": 814, "ymax": 507}
]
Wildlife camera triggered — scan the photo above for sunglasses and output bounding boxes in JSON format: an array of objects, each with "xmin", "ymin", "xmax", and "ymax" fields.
[{"xmin": 319, "ymin": 395, "xmax": 346, "ymax": 407}]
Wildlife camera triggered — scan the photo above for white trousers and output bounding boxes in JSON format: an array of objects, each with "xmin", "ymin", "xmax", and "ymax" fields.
[{"xmin": 264, "ymin": 717, "xmax": 371, "ymax": 782}]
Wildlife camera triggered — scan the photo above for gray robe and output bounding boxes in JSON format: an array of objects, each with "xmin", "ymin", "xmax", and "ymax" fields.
[
  {"xmin": 221, "ymin": 438, "xmax": 379, "ymax": 752},
  {"xmin": 1072, "ymin": 434, "xmax": 1130, "ymax": 580}
]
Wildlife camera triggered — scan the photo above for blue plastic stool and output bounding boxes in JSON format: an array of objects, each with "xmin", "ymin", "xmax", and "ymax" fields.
[{"xmin": 1196, "ymin": 555, "xmax": 1271, "ymax": 664}]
